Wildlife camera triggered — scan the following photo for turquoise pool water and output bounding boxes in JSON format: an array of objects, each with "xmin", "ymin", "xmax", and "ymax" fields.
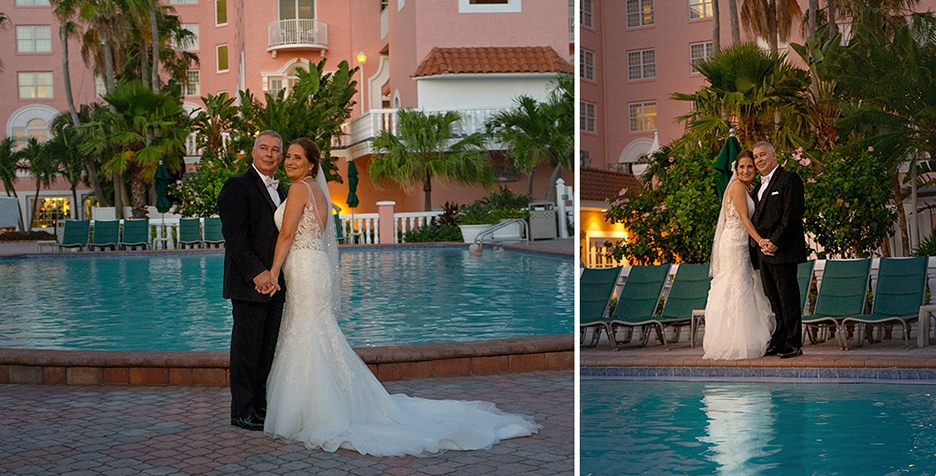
[
  {"xmin": 0, "ymin": 247, "xmax": 573, "ymax": 351},
  {"xmin": 581, "ymin": 379, "xmax": 936, "ymax": 475}
]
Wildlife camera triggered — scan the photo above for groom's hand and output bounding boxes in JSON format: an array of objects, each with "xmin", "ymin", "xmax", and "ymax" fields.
[
  {"xmin": 761, "ymin": 239, "xmax": 777, "ymax": 256},
  {"xmin": 253, "ymin": 270, "xmax": 280, "ymax": 296}
]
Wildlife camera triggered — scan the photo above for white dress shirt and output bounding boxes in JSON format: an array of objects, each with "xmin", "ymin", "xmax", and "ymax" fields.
[
  {"xmin": 757, "ymin": 166, "xmax": 778, "ymax": 201},
  {"xmin": 253, "ymin": 164, "xmax": 281, "ymax": 206}
]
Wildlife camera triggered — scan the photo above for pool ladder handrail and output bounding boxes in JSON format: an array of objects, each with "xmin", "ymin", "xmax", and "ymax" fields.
[{"xmin": 473, "ymin": 218, "xmax": 530, "ymax": 248}]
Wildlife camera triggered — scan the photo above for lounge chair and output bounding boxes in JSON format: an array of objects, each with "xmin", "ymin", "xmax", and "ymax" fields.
[
  {"xmin": 87, "ymin": 219, "xmax": 120, "ymax": 251},
  {"xmin": 798, "ymin": 259, "xmax": 816, "ymax": 315},
  {"xmin": 603, "ymin": 264, "xmax": 670, "ymax": 350},
  {"xmin": 57, "ymin": 219, "xmax": 90, "ymax": 252},
  {"xmin": 654, "ymin": 263, "xmax": 711, "ymax": 349},
  {"xmin": 178, "ymin": 218, "xmax": 202, "ymax": 249},
  {"xmin": 119, "ymin": 219, "xmax": 150, "ymax": 250},
  {"xmin": 802, "ymin": 259, "xmax": 871, "ymax": 348},
  {"xmin": 579, "ymin": 266, "xmax": 623, "ymax": 347},
  {"xmin": 202, "ymin": 216, "xmax": 224, "ymax": 248},
  {"xmin": 840, "ymin": 256, "xmax": 928, "ymax": 349}
]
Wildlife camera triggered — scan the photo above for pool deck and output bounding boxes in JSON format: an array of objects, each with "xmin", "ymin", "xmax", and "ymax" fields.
[{"xmin": 581, "ymin": 329, "xmax": 936, "ymax": 380}]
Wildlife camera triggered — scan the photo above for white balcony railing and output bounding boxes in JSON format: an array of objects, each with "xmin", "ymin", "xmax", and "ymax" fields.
[{"xmin": 268, "ymin": 18, "xmax": 328, "ymax": 51}]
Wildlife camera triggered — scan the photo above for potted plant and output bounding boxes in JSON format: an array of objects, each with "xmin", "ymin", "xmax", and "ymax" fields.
[
  {"xmin": 455, "ymin": 200, "xmax": 498, "ymax": 243},
  {"xmin": 455, "ymin": 188, "xmax": 532, "ymax": 243}
]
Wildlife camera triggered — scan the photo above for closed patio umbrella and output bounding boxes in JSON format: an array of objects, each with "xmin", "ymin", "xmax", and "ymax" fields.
[
  {"xmin": 714, "ymin": 134, "xmax": 741, "ymax": 201},
  {"xmin": 154, "ymin": 161, "xmax": 172, "ymax": 248},
  {"xmin": 346, "ymin": 161, "xmax": 359, "ymax": 241}
]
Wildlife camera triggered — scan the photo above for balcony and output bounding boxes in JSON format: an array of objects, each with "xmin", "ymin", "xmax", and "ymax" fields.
[
  {"xmin": 333, "ymin": 108, "xmax": 510, "ymax": 159},
  {"xmin": 267, "ymin": 19, "xmax": 328, "ymax": 57}
]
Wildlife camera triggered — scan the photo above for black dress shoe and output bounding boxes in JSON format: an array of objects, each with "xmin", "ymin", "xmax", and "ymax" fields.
[
  {"xmin": 231, "ymin": 413, "xmax": 264, "ymax": 431},
  {"xmin": 764, "ymin": 345, "xmax": 781, "ymax": 356},
  {"xmin": 779, "ymin": 347, "xmax": 803, "ymax": 359}
]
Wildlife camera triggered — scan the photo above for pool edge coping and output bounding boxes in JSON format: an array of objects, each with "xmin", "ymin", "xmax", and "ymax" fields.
[{"xmin": 0, "ymin": 334, "xmax": 573, "ymax": 386}]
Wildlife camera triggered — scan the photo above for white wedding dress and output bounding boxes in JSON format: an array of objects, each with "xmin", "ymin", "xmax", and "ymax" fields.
[
  {"xmin": 263, "ymin": 179, "xmax": 539, "ymax": 456},
  {"xmin": 702, "ymin": 188, "xmax": 775, "ymax": 360}
]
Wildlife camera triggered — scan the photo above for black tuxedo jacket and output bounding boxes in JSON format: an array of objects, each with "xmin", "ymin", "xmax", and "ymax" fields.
[
  {"xmin": 750, "ymin": 165, "xmax": 807, "ymax": 268},
  {"xmin": 218, "ymin": 166, "xmax": 287, "ymax": 302}
]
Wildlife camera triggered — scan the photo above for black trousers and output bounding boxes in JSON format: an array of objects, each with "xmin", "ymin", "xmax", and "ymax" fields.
[
  {"xmin": 230, "ymin": 298, "xmax": 284, "ymax": 418},
  {"xmin": 759, "ymin": 261, "xmax": 802, "ymax": 350}
]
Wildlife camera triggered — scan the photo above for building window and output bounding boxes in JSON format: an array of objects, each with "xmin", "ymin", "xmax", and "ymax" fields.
[
  {"xmin": 16, "ymin": 26, "xmax": 52, "ymax": 53},
  {"xmin": 18, "ymin": 72, "xmax": 53, "ymax": 99},
  {"xmin": 689, "ymin": 0, "xmax": 713, "ymax": 19},
  {"xmin": 31, "ymin": 197, "xmax": 70, "ymax": 230},
  {"xmin": 169, "ymin": 0, "xmax": 198, "ymax": 4},
  {"xmin": 580, "ymin": 150, "xmax": 591, "ymax": 168},
  {"xmin": 216, "ymin": 0, "xmax": 228, "ymax": 25},
  {"xmin": 626, "ymin": 0, "xmax": 653, "ymax": 27},
  {"xmin": 581, "ymin": 49, "xmax": 595, "ymax": 81},
  {"xmin": 627, "ymin": 49, "xmax": 655, "ymax": 80},
  {"xmin": 12, "ymin": 118, "xmax": 49, "ymax": 149},
  {"xmin": 581, "ymin": 0, "xmax": 593, "ymax": 28},
  {"xmin": 217, "ymin": 45, "xmax": 229, "ymax": 72},
  {"xmin": 581, "ymin": 101, "xmax": 596, "ymax": 133},
  {"xmin": 629, "ymin": 101, "xmax": 657, "ymax": 132},
  {"xmin": 15, "ymin": 0, "xmax": 50, "ymax": 5},
  {"xmin": 184, "ymin": 71, "xmax": 200, "ymax": 96},
  {"xmin": 690, "ymin": 42, "xmax": 714, "ymax": 74},
  {"xmin": 458, "ymin": 0, "xmax": 521, "ymax": 13},
  {"xmin": 174, "ymin": 24, "xmax": 199, "ymax": 50}
]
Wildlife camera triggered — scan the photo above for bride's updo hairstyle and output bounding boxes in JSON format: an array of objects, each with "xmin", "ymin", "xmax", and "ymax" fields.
[{"xmin": 289, "ymin": 137, "xmax": 321, "ymax": 178}]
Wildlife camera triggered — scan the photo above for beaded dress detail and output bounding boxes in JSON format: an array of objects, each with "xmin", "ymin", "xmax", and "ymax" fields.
[
  {"xmin": 263, "ymin": 180, "xmax": 539, "ymax": 456},
  {"xmin": 703, "ymin": 189, "xmax": 775, "ymax": 360}
]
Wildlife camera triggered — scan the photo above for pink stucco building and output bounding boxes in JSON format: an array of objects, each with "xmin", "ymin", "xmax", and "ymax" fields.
[{"xmin": 0, "ymin": 0, "xmax": 573, "ymax": 229}]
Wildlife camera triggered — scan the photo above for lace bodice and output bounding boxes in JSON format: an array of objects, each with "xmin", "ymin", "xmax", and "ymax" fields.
[
  {"xmin": 274, "ymin": 180, "xmax": 325, "ymax": 252},
  {"xmin": 723, "ymin": 192, "xmax": 754, "ymax": 233}
]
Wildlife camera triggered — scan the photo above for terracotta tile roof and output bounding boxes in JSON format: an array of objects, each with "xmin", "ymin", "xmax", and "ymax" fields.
[
  {"xmin": 580, "ymin": 167, "xmax": 643, "ymax": 203},
  {"xmin": 413, "ymin": 46, "xmax": 574, "ymax": 78}
]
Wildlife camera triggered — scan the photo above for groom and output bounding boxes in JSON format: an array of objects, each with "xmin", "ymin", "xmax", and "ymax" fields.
[
  {"xmin": 750, "ymin": 141, "xmax": 807, "ymax": 359},
  {"xmin": 218, "ymin": 130, "xmax": 287, "ymax": 430}
]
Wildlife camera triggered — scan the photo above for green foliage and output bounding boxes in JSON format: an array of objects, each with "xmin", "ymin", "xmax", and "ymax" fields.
[
  {"xmin": 783, "ymin": 147, "xmax": 896, "ymax": 258},
  {"xmin": 237, "ymin": 58, "xmax": 357, "ymax": 184},
  {"xmin": 456, "ymin": 188, "xmax": 532, "ymax": 225},
  {"xmin": 400, "ymin": 203, "xmax": 463, "ymax": 242},
  {"xmin": 172, "ymin": 154, "xmax": 240, "ymax": 217},
  {"xmin": 604, "ymin": 146, "xmax": 721, "ymax": 264}
]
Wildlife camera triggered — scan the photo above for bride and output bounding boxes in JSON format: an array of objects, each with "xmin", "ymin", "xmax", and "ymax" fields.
[
  {"xmin": 703, "ymin": 150, "xmax": 775, "ymax": 360},
  {"xmin": 261, "ymin": 137, "xmax": 540, "ymax": 456}
]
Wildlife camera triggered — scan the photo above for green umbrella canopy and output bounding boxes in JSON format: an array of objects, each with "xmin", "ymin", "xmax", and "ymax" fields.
[
  {"xmin": 154, "ymin": 162, "xmax": 172, "ymax": 214},
  {"xmin": 346, "ymin": 160, "xmax": 360, "ymax": 209},
  {"xmin": 714, "ymin": 135, "xmax": 741, "ymax": 201}
]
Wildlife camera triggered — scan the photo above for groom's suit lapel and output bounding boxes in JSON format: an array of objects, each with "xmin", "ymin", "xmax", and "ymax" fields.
[
  {"xmin": 752, "ymin": 166, "xmax": 783, "ymax": 223},
  {"xmin": 247, "ymin": 166, "xmax": 279, "ymax": 211}
]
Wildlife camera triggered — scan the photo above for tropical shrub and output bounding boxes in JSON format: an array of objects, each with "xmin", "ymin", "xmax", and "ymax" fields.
[{"xmin": 172, "ymin": 153, "xmax": 246, "ymax": 217}]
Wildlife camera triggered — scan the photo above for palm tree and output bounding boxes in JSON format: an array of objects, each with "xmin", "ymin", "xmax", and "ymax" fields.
[
  {"xmin": 739, "ymin": 0, "xmax": 803, "ymax": 52},
  {"xmin": 370, "ymin": 109, "xmax": 496, "ymax": 211},
  {"xmin": 20, "ymin": 138, "xmax": 60, "ymax": 230},
  {"xmin": 47, "ymin": 114, "xmax": 90, "ymax": 219},
  {"xmin": 192, "ymin": 92, "xmax": 240, "ymax": 160},
  {"xmin": 672, "ymin": 43, "xmax": 811, "ymax": 151},
  {"xmin": 486, "ymin": 74, "xmax": 572, "ymax": 202},
  {"xmin": 0, "ymin": 137, "xmax": 25, "ymax": 229},
  {"xmin": 80, "ymin": 81, "xmax": 189, "ymax": 218}
]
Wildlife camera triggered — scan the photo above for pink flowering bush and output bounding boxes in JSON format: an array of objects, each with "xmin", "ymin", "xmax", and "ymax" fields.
[
  {"xmin": 603, "ymin": 146, "xmax": 720, "ymax": 264},
  {"xmin": 172, "ymin": 153, "xmax": 247, "ymax": 217},
  {"xmin": 782, "ymin": 147, "xmax": 895, "ymax": 258}
]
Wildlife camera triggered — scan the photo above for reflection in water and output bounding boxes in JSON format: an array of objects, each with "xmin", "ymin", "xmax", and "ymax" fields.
[{"xmin": 698, "ymin": 384, "xmax": 777, "ymax": 474}]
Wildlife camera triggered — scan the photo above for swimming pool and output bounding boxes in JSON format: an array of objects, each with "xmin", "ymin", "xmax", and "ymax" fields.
[
  {"xmin": 0, "ymin": 247, "xmax": 573, "ymax": 351},
  {"xmin": 580, "ymin": 379, "xmax": 936, "ymax": 475}
]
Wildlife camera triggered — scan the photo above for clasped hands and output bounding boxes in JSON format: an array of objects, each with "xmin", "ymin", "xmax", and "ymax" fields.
[
  {"xmin": 758, "ymin": 238, "xmax": 777, "ymax": 257},
  {"xmin": 254, "ymin": 270, "xmax": 281, "ymax": 296}
]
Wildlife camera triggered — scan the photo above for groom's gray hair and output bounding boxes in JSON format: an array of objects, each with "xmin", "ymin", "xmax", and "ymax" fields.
[
  {"xmin": 752, "ymin": 141, "xmax": 774, "ymax": 153},
  {"xmin": 253, "ymin": 130, "xmax": 283, "ymax": 149}
]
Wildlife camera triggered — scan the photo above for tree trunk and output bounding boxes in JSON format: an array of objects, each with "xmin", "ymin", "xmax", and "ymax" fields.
[
  {"xmin": 423, "ymin": 171, "xmax": 432, "ymax": 212},
  {"xmin": 103, "ymin": 40, "xmax": 116, "ymax": 95},
  {"xmin": 151, "ymin": 8, "xmax": 160, "ymax": 93},
  {"xmin": 61, "ymin": 23, "xmax": 106, "ymax": 206},
  {"xmin": 808, "ymin": 0, "xmax": 817, "ymax": 39},
  {"xmin": 728, "ymin": 0, "xmax": 740, "ymax": 45},
  {"xmin": 768, "ymin": 0, "xmax": 779, "ymax": 52},
  {"xmin": 131, "ymin": 173, "xmax": 149, "ymax": 218},
  {"xmin": 141, "ymin": 48, "xmax": 150, "ymax": 89},
  {"xmin": 892, "ymin": 179, "xmax": 910, "ymax": 256},
  {"xmin": 828, "ymin": 0, "xmax": 837, "ymax": 41},
  {"xmin": 71, "ymin": 185, "xmax": 79, "ymax": 219},
  {"xmin": 113, "ymin": 173, "xmax": 126, "ymax": 219},
  {"xmin": 712, "ymin": 0, "xmax": 721, "ymax": 52},
  {"xmin": 527, "ymin": 169, "xmax": 535, "ymax": 197},
  {"xmin": 544, "ymin": 163, "xmax": 563, "ymax": 203},
  {"xmin": 30, "ymin": 187, "xmax": 40, "ymax": 231}
]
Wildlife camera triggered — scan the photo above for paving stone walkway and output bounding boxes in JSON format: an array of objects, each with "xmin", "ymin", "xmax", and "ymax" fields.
[{"xmin": 0, "ymin": 371, "xmax": 572, "ymax": 475}]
